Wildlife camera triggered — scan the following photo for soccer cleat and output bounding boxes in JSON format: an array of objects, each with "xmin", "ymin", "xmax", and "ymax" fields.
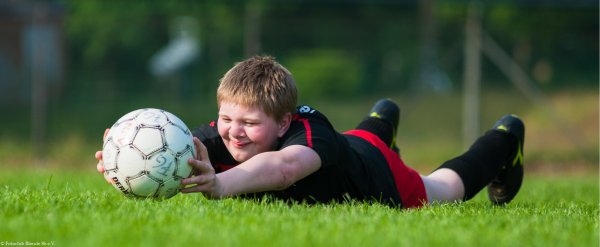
[
  {"xmin": 487, "ymin": 114, "xmax": 525, "ymax": 205},
  {"xmin": 368, "ymin": 98, "xmax": 400, "ymax": 153}
]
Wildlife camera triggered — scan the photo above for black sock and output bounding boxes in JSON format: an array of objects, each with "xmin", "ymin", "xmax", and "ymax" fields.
[
  {"xmin": 436, "ymin": 130, "xmax": 518, "ymax": 201},
  {"xmin": 356, "ymin": 117, "xmax": 395, "ymax": 149}
]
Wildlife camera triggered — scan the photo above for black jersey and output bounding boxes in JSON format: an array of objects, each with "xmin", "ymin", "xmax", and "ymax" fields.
[{"xmin": 191, "ymin": 105, "xmax": 411, "ymax": 207}]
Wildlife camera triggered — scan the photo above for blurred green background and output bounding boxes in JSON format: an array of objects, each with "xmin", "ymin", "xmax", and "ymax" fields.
[{"xmin": 0, "ymin": 0, "xmax": 597, "ymax": 174}]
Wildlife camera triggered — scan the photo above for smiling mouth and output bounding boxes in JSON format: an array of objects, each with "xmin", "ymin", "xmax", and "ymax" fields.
[{"xmin": 231, "ymin": 141, "xmax": 249, "ymax": 148}]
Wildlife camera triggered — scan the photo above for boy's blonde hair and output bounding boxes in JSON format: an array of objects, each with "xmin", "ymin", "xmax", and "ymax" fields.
[{"xmin": 217, "ymin": 56, "xmax": 298, "ymax": 121}]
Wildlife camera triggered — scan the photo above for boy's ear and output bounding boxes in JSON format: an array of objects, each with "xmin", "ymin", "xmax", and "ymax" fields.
[{"xmin": 277, "ymin": 112, "xmax": 293, "ymax": 138}]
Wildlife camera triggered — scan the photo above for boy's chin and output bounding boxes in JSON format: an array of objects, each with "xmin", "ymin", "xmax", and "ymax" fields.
[{"xmin": 231, "ymin": 151, "xmax": 256, "ymax": 163}]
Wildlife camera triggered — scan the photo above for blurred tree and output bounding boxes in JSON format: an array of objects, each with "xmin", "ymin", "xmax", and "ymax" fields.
[
  {"xmin": 285, "ymin": 49, "xmax": 362, "ymax": 101},
  {"xmin": 59, "ymin": 0, "xmax": 597, "ymax": 106},
  {"xmin": 484, "ymin": 4, "xmax": 597, "ymax": 88},
  {"xmin": 0, "ymin": 0, "xmax": 596, "ymax": 147}
]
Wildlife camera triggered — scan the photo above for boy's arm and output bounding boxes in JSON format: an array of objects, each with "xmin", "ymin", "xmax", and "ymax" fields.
[
  {"xmin": 219, "ymin": 145, "xmax": 321, "ymax": 196},
  {"xmin": 181, "ymin": 138, "xmax": 321, "ymax": 198}
]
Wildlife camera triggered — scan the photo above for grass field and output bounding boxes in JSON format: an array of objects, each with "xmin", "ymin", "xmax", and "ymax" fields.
[
  {"xmin": 0, "ymin": 90, "xmax": 597, "ymax": 246},
  {"xmin": 0, "ymin": 168, "xmax": 597, "ymax": 247}
]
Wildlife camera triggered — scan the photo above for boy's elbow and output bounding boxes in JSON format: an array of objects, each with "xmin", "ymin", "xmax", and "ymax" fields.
[
  {"xmin": 266, "ymin": 146, "xmax": 321, "ymax": 191},
  {"xmin": 273, "ymin": 163, "xmax": 298, "ymax": 190}
]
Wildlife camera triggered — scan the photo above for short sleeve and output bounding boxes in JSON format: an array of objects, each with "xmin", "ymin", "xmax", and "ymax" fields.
[{"xmin": 278, "ymin": 106, "xmax": 341, "ymax": 168}]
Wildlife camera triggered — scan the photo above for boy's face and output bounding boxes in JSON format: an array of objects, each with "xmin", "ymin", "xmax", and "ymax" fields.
[{"xmin": 217, "ymin": 101, "xmax": 289, "ymax": 163}]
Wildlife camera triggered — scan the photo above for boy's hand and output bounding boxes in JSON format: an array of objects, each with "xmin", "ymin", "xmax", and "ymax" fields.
[
  {"xmin": 180, "ymin": 137, "xmax": 224, "ymax": 198},
  {"xmin": 95, "ymin": 128, "xmax": 113, "ymax": 184}
]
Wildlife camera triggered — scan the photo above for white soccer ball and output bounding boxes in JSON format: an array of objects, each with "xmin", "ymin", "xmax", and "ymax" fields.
[{"xmin": 102, "ymin": 108, "xmax": 195, "ymax": 199}]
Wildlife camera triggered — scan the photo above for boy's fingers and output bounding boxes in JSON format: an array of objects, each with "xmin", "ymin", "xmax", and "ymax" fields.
[
  {"xmin": 181, "ymin": 174, "xmax": 209, "ymax": 186},
  {"xmin": 98, "ymin": 128, "xmax": 111, "ymax": 184},
  {"xmin": 193, "ymin": 137, "xmax": 209, "ymax": 162},
  {"xmin": 95, "ymin": 151, "xmax": 103, "ymax": 161},
  {"xmin": 187, "ymin": 159, "xmax": 213, "ymax": 175},
  {"xmin": 97, "ymin": 161, "xmax": 105, "ymax": 173},
  {"xmin": 103, "ymin": 128, "xmax": 110, "ymax": 141},
  {"xmin": 97, "ymin": 162, "xmax": 113, "ymax": 184},
  {"xmin": 180, "ymin": 184, "xmax": 208, "ymax": 193}
]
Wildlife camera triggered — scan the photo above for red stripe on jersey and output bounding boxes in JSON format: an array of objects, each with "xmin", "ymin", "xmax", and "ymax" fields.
[
  {"xmin": 215, "ymin": 163, "xmax": 236, "ymax": 172},
  {"xmin": 344, "ymin": 129, "xmax": 428, "ymax": 208},
  {"xmin": 293, "ymin": 115, "xmax": 313, "ymax": 148}
]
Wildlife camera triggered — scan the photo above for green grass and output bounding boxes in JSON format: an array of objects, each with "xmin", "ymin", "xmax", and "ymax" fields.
[
  {"xmin": 0, "ymin": 90, "xmax": 597, "ymax": 246},
  {"xmin": 0, "ymin": 169, "xmax": 597, "ymax": 247}
]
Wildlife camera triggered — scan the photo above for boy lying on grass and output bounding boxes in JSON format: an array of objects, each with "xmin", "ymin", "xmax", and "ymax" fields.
[{"xmin": 96, "ymin": 55, "xmax": 525, "ymax": 208}]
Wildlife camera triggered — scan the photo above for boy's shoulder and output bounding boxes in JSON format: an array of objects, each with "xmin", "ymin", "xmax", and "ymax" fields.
[
  {"xmin": 290, "ymin": 105, "xmax": 336, "ymax": 132},
  {"xmin": 295, "ymin": 105, "xmax": 327, "ymax": 120},
  {"xmin": 282, "ymin": 105, "xmax": 342, "ymax": 166}
]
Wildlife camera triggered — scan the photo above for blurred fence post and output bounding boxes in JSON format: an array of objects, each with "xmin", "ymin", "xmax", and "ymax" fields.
[
  {"xmin": 244, "ymin": 0, "xmax": 262, "ymax": 57},
  {"xmin": 462, "ymin": 1, "xmax": 482, "ymax": 148},
  {"xmin": 30, "ymin": 4, "xmax": 48, "ymax": 165}
]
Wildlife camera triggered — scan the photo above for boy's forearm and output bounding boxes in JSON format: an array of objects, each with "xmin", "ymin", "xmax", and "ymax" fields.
[
  {"xmin": 215, "ymin": 152, "xmax": 290, "ymax": 197},
  {"xmin": 214, "ymin": 146, "xmax": 321, "ymax": 198}
]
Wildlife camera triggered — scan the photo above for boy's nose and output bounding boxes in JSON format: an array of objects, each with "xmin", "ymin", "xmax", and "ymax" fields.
[{"xmin": 229, "ymin": 123, "xmax": 246, "ymax": 138}]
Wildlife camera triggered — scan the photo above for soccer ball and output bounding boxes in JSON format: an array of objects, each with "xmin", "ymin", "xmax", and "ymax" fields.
[{"xmin": 102, "ymin": 108, "xmax": 195, "ymax": 199}]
